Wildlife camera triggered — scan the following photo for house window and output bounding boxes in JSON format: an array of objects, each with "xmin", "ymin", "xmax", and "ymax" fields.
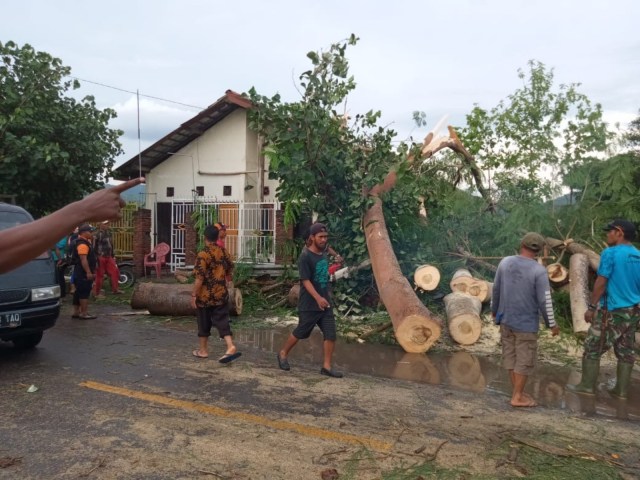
[
  {"xmin": 196, "ymin": 186, "xmax": 204, "ymax": 196},
  {"xmin": 223, "ymin": 185, "xmax": 232, "ymax": 196},
  {"xmin": 166, "ymin": 187, "xmax": 174, "ymax": 197}
]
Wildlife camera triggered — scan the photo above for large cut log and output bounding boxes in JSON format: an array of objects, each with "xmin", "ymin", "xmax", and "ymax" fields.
[
  {"xmin": 413, "ymin": 264, "xmax": 441, "ymax": 291},
  {"xmin": 546, "ymin": 237, "xmax": 600, "ymax": 272},
  {"xmin": 363, "ymin": 198, "xmax": 442, "ymax": 353},
  {"xmin": 546, "ymin": 263, "xmax": 569, "ymax": 287},
  {"xmin": 449, "ymin": 268, "xmax": 492, "ymax": 303},
  {"xmin": 443, "ymin": 292, "xmax": 482, "ymax": 345},
  {"xmin": 569, "ymin": 253, "xmax": 590, "ymax": 333},
  {"xmin": 131, "ymin": 283, "xmax": 242, "ymax": 316}
]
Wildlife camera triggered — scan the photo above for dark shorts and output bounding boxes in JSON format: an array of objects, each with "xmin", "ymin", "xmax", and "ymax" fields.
[
  {"xmin": 196, "ymin": 304, "xmax": 232, "ymax": 338},
  {"xmin": 500, "ymin": 325, "xmax": 538, "ymax": 376},
  {"xmin": 293, "ymin": 309, "xmax": 337, "ymax": 341},
  {"xmin": 72, "ymin": 277, "xmax": 93, "ymax": 304}
]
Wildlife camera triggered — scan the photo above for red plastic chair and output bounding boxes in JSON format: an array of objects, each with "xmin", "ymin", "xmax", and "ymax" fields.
[{"xmin": 143, "ymin": 242, "xmax": 170, "ymax": 278}]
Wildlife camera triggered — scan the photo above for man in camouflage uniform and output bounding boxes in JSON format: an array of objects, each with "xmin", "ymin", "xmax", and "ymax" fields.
[{"xmin": 568, "ymin": 219, "xmax": 640, "ymax": 399}]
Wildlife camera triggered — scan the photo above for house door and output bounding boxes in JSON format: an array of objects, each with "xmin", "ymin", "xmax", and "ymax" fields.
[
  {"xmin": 156, "ymin": 202, "xmax": 172, "ymax": 247},
  {"xmin": 218, "ymin": 203, "xmax": 239, "ymax": 259}
]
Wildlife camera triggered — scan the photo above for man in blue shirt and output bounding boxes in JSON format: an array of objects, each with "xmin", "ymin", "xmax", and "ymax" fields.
[{"xmin": 568, "ymin": 219, "xmax": 640, "ymax": 399}]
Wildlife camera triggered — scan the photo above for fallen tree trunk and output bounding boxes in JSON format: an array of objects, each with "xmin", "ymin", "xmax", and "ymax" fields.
[
  {"xmin": 443, "ymin": 292, "xmax": 482, "ymax": 345},
  {"xmin": 131, "ymin": 283, "xmax": 242, "ymax": 316},
  {"xmin": 546, "ymin": 237, "xmax": 600, "ymax": 271},
  {"xmin": 363, "ymin": 198, "xmax": 442, "ymax": 353},
  {"xmin": 569, "ymin": 253, "xmax": 590, "ymax": 333}
]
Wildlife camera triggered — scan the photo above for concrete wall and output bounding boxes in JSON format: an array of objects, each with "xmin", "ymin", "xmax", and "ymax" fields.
[{"xmin": 148, "ymin": 109, "xmax": 252, "ymax": 202}]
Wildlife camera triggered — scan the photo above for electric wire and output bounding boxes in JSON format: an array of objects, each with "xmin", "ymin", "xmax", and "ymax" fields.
[{"xmin": 68, "ymin": 75, "xmax": 205, "ymax": 111}]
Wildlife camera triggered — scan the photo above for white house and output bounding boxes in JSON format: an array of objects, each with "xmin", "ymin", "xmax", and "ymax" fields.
[{"xmin": 115, "ymin": 90, "xmax": 282, "ymax": 267}]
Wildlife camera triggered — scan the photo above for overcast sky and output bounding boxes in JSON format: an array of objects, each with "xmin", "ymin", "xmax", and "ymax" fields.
[{"xmin": 3, "ymin": 0, "xmax": 639, "ymax": 168}]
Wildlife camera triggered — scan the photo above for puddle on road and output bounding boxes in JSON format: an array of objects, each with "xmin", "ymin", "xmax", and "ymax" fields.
[{"xmin": 236, "ymin": 327, "xmax": 640, "ymax": 423}]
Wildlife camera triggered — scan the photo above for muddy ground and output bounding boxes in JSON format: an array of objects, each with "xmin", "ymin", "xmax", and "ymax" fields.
[{"xmin": 1, "ymin": 295, "xmax": 639, "ymax": 479}]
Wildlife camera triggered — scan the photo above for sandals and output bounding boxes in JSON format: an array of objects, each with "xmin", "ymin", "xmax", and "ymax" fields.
[
  {"xmin": 78, "ymin": 314, "xmax": 97, "ymax": 320},
  {"xmin": 219, "ymin": 352, "xmax": 242, "ymax": 364}
]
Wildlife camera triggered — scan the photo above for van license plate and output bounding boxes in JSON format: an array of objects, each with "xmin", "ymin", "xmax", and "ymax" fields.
[{"xmin": 0, "ymin": 313, "xmax": 21, "ymax": 328}]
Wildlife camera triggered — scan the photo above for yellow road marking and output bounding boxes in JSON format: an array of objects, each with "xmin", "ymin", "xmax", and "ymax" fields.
[{"xmin": 79, "ymin": 380, "xmax": 391, "ymax": 452}]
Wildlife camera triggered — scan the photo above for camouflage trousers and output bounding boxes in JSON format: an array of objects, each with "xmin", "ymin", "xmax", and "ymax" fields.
[{"xmin": 583, "ymin": 307, "xmax": 640, "ymax": 364}]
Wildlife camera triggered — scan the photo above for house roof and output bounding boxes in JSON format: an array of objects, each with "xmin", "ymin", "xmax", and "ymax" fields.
[{"xmin": 113, "ymin": 89, "xmax": 252, "ymax": 180}]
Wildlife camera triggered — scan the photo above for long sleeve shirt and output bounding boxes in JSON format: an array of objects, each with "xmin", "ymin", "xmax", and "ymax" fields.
[{"xmin": 491, "ymin": 255, "xmax": 556, "ymax": 333}]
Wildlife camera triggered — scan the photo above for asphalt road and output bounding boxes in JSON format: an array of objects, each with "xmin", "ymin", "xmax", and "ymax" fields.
[{"xmin": 2, "ymin": 302, "xmax": 639, "ymax": 479}]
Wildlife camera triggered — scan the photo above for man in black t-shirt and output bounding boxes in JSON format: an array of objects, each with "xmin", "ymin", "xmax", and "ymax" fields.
[{"xmin": 276, "ymin": 223, "xmax": 343, "ymax": 378}]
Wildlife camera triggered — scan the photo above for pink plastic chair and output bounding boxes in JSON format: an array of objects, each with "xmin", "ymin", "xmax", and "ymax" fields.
[{"xmin": 143, "ymin": 242, "xmax": 170, "ymax": 278}]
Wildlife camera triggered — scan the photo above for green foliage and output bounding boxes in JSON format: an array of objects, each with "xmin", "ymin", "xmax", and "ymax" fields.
[
  {"xmin": 0, "ymin": 41, "xmax": 123, "ymax": 217},
  {"xmin": 247, "ymin": 35, "xmax": 415, "ymax": 267},
  {"xmin": 458, "ymin": 60, "xmax": 610, "ymax": 205},
  {"xmin": 190, "ymin": 202, "xmax": 216, "ymax": 251}
]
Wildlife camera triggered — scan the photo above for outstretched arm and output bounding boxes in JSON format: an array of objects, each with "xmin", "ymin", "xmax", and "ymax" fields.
[{"xmin": 0, "ymin": 178, "xmax": 144, "ymax": 274}]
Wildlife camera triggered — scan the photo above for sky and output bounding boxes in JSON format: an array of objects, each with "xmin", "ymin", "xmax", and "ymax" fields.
[{"xmin": 2, "ymin": 0, "xmax": 639, "ymax": 169}]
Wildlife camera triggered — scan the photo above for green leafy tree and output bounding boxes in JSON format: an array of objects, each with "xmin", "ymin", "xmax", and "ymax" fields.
[
  {"xmin": 458, "ymin": 60, "xmax": 610, "ymax": 205},
  {"xmin": 0, "ymin": 41, "xmax": 122, "ymax": 217}
]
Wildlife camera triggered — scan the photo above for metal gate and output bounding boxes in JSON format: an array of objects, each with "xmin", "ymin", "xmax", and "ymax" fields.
[
  {"xmin": 169, "ymin": 200, "xmax": 279, "ymax": 270},
  {"xmin": 111, "ymin": 203, "xmax": 137, "ymax": 260}
]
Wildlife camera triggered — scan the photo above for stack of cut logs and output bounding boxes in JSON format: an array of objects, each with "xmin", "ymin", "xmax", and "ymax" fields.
[
  {"xmin": 413, "ymin": 265, "xmax": 491, "ymax": 346},
  {"xmin": 443, "ymin": 268, "xmax": 491, "ymax": 346}
]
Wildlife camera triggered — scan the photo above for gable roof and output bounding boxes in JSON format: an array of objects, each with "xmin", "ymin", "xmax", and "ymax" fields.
[{"xmin": 113, "ymin": 89, "xmax": 251, "ymax": 180}]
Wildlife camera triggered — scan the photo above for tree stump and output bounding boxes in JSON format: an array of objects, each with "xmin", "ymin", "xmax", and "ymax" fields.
[
  {"xmin": 546, "ymin": 263, "xmax": 569, "ymax": 287},
  {"xmin": 413, "ymin": 264, "xmax": 441, "ymax": 291},
  {"xmin": 131, "ymin": 283, "xmax": 242, "ymax": 317},
  {"xmin": 287, "ymin": 284, "xmax": 300, "ymax": 307},
  {"xmin": 569, "ymin": 253, "xmax": 590, "ymax": 333},
  {"xmin": 443, "ymin": 292, "xmax": 482, "ymax": 345},
  {"xmin": 449, "ymin": 268, "xmax": 491, "ymax": 303}
]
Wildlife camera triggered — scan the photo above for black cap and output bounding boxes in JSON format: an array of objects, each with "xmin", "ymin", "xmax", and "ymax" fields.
[
  {"xmin": 78, "ymin": 224, "xmax": 95, "ymax": 233},
  {"xmin": 603, "ymin": 219, "xmax": 636, "ymax": 240},
  {"xmin": 309, "ymin": 223, "xmax": 327, "ymax": 236}
]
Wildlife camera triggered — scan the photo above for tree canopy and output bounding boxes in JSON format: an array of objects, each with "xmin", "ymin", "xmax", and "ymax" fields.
[
  {"xmin": 243, "ymin": 37, "xmax": 640, "ymax": 333},
  {"xmin": 0, "ymin": 41, "xmax": 122, "ymax": 217}
]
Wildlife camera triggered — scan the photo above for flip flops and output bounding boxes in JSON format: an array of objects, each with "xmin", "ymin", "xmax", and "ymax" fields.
[
  {"xmin": 78, "ymin": 314, "xmax": 97, "ymax": 320},
  {"xmin": 219, "ymin": 352, "xmax": 242, "ymax": 364},
  {"xmin": 192, "ymin": 350, "xmax": 209, "ymax": 359}
]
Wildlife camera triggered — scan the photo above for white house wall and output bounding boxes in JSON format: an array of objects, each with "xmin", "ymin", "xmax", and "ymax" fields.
[{"xmin": 149, "ymin": 109, "xmax": 251, "ymax": 202}]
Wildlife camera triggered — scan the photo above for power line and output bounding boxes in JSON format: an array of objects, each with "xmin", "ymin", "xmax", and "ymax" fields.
[{"xmin": 68, "ymin": 76, "xmax": 206, "ymax": 111}]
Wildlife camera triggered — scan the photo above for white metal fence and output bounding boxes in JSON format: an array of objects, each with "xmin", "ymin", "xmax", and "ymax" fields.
[{"xmin": 169, "ymin": 199, "xmax": 279, "ymax": 270}]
